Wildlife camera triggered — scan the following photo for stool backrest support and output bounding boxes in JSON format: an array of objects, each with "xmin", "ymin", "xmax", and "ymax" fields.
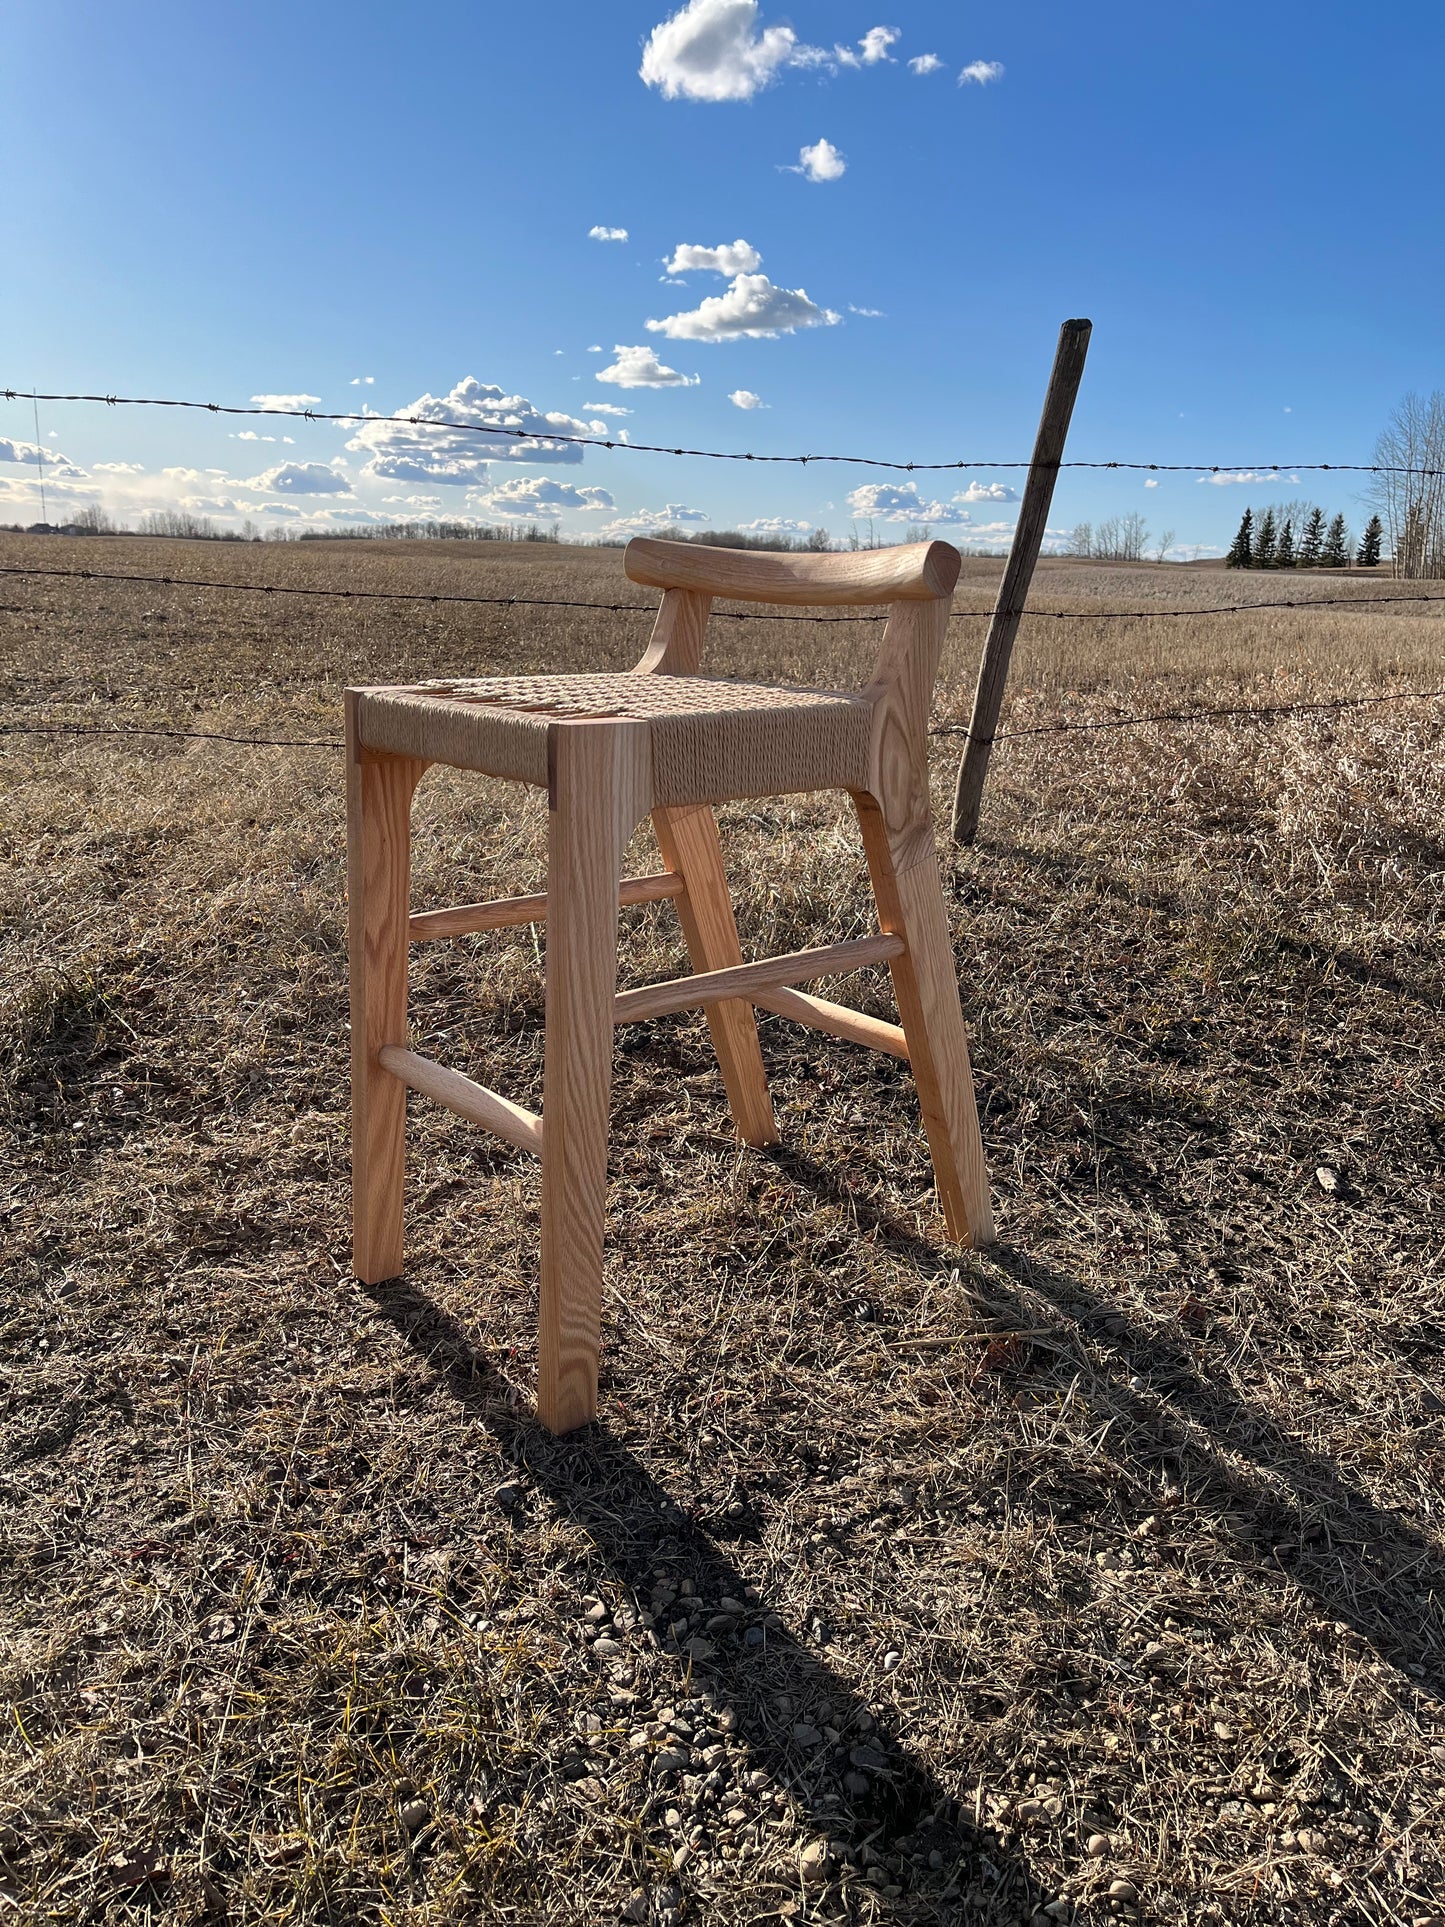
[{"xmin": 626, "ymin": 537, "xmax": 961, "ymax": 700}]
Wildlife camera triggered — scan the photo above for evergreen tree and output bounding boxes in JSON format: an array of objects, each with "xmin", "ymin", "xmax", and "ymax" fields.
[
  {"xmin": 1357, "ymin": 514, "xmax": 1384, "ymax": 567},
  {"xmin": 1276, "ymin": 518, "xmax": 1296, "ymax": 568},
  {"xmin": 1255, "ymin": 507, "xmax": 1278, "ymax": 568},
  {"xmin": 1321, "ymin": 513, "xmax": 1349, "ymax": 567},
  {"xmin": 1226, "ymin": 507, "xmax": 1254, "ymax": 568},
  {"xmin": 1299, "ymin": 506, "xmax": 1325, "ymax": 568}
]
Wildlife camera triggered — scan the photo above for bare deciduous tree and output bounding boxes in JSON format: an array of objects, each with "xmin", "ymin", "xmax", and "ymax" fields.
[{"xmin": 1366, "ymin": 391, "xmax": 1445, "ymax": 579}]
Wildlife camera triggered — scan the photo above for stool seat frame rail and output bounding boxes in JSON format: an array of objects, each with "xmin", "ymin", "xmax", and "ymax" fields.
[{"xmin": 347, "ymin": 535, "xmax": 993, "ymax": 1434}]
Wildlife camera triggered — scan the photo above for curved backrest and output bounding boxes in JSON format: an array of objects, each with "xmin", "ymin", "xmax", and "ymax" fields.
[{"xmin": 625, "ymin": 536, "xmax": 960, "ymax": 607}]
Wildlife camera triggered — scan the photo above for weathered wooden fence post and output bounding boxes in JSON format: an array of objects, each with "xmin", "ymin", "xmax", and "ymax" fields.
[{"xmin": 949, "ymin": 318, "xmax": 1092, "ymax": 845}]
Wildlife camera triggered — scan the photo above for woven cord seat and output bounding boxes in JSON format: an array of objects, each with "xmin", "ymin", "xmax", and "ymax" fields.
[{"xmin": 347, "ymin": 536, "xmax": 994, "ymax": 1433}]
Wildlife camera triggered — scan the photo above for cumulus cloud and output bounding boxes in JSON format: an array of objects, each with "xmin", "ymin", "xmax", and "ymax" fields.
[
  {"xmin": 1144, "ymin": 478, "xmax": 1160, "ymax": 489},
  {"xmin": 958, "ymin": 59, "xmax": 1004, "ymax": 84},
  {"xmin": 595, "ymin": 344, "xmax": 701, "ymax": 389},
  {"xmin": 470, "ymin": 475, "xmax": 616, "ymax": 517},
  {"xmin": 382, "ymin": 493, "xmax": 444, "ymax": 509},
  {"xmin": 728, "ymin": 389, "xmax": 765, "ymax": 409},
  {"xmin": 0, "ymin": 436, "xmax": 87, "ymax": 479},
  {"xmin": 1197, "ymin": 469, "xmax": 1294, "ymax": 485},
  {"xmin": 588, "ymin": 402, "xmax": 632, "ymax": 416},
  {"xmin": 954, "ymin": 480, "xmax": 1018, "ymax": 503},
  {"xmin": 250, "ymin": 393, "xmax": 321, "ymax": 411},
  {"xmin": 345, "ymin": 376, "xmax": 599, "ymax": 482},
  {"xmin": 846, "ymin": 481, "xmax": 962, "ymax": 523},
  {"xmin": 92, "ymin": 460, "xmax": 146, "ymax": 474},
  {"xmin": 856, "ymin": 26, "xmax": 898, "ymax": 63},
  {"xmin": 794, "ymin": 138, "xmax": 846, "ymax": 182},
  {"xmin": 664, "ymin": 238, "xmax": 762, "ymax": 276},
  {"xmin": 647, "ymin": 273, "xmax": 840, "ymax": 341},
  {"xmin": 737, "ymin": 516, "xmax": 811, "ymax": 537},
  {"xmin": 350, "ymin": 375, "xmax": 375, "ymax": 385},
  {"xmin": 640, "ymin": 0, "xmax": 803, "ymax": 101},
  {"xmin": 245, "ymin": 461, "xmax": 354, "ymax": 496},
  {"xmin": 908, "ymin": 53, "xmax": 943, "ymax": 74},
  {"xmin": 595, "ymin": 505, "xmax": 710, "ymax": 538},
  {"xmin": 589, "ymin": 225, "xmax": 629, "ymax": 241}
]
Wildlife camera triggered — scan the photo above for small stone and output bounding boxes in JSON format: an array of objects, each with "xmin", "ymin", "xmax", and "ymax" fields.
[
  {"xmin": 849, "ymin": 1744, "xmax": 886, "ymax": 1772},
  {"xmin": 623, "ymin": 1889, "xmax": 649, "ymax": 1924},
  {"xmin": 684, "ymin": 1636, "xmax": 715, "ymax": 1661},
  {"xmin": 799, "ymin": 1841, "xmax": 830, "ymax": 1885},
  {"xmin": 584, "ymin": 1600, "xmax": 609, "ymax": 1622},
  {"xmin": 1315, "ymin": 1165, "xmax": 1339, "ymax": 1194},
  {"xmin": 843, "ymin": 1772, "xmax": 870, "ymax": 1797},
  {"xmin": 1086, "ymin": 1833, "xmax": 1110, "ymax": 1857},
  {"xmin": 791, "ymin": 1723, "xmax": 823, "ymax": 1748},
  {"xmin": 494, "ymin": 1481, "xmax": 521, "ymax": 1512},
  {"xmin": 399, "ymin": 1799, "xmax": 429, "ymax": 1834},
  {"xmin": 593, "ymin": 1638, "xmax": 623, "ymax": 1657},
  {"xmin": 1045, "ymin": 1906, "xmax": 1071, "ymax": 1922},
  {"xmin": 743, "ymin": 1626, "xmax": 765, "ymax": 1648},
  {"xmin": 882, "ymin": 1650, "xmax": 902, "ymax": 1672},
  {"xmin": 927, "ymin": 1850, "xmax": 945, "ymax": 1870},
  {"xmin": 1213, "ymin": 1721, "xmax": 1234, "ymax": 1741},
  {"xmin": 1108, "ymin": 1878, "xmax": 1139, "ymax": 1903},
  {"xmin": 653, "ymin": 1748, "xmax": 689, "ymax": 1774},
  {"xmin": 664, "ymin": 1807, "xmax": 682, "ymax": 1827}
]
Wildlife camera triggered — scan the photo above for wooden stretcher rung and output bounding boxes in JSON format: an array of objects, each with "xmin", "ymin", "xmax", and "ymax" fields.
[
  {"xmin": 409, "ymin": 871, "xmax": 685, "ymax": 942},
  {"xmin": 752, "ymin": 984, "xmax": 910, "ymax": 1060},
  {"xmin": 378, "ymin": 1045, "xmax": 543, "ymax": 1154},
  {"xmin": 613, "ymin": 933, "xmax": 904, "ymax": 1026}
]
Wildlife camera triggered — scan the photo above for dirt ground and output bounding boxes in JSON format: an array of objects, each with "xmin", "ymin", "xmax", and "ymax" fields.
[{"xmin": 2, "ymin": 534, "xmax": 1443, "ymax": 1926}]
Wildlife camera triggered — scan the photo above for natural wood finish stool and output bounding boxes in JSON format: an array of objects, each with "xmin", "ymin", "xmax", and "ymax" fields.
[{"xmin": 347, "ymin": 537, "xmax": 993, "ymax": 1433}]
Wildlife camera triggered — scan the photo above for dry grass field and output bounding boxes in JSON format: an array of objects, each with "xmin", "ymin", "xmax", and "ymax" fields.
[{"xmin": 2, "ymin": 532, "xmax": 1443, "ymax": 1927}]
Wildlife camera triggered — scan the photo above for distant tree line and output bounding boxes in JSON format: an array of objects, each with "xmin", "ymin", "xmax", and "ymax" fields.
[
  {"xmin": 1226, "ymin": 503, "xmax": 1383, "ymax": 570},
  {"xmin": 1065, "ymin": 514, "xmax": 1176, "ymax": 563}
]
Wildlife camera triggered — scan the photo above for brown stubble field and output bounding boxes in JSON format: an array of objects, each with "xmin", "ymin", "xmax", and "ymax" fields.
[{"xmin": 2, "ymin": 531, "xmax": 1443, "ymax": 1927}]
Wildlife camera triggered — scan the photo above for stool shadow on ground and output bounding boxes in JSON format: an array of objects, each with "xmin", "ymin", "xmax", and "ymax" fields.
[
  {"xmin": 364, "ymin": 1276, "xmax": 1042, "ymax": 1926},
  {"xmin": 764, "ymin": 1144, "xmax": 1445, "ymax": 1708}
]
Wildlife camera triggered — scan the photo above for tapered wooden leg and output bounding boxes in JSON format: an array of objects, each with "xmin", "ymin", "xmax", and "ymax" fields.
[
  {"xmin": 347, "ymin": 695, "xmax": 427, "ymax": 1283},
  {"xmin": 652, "ymin": 804, "xmax": 778, "ymax": 1148},
  {"xmin": 854, "ymin": 790, "xmax": 994, "ymax": 1247},
  {"xmin": 537, "ymin": 723, "xmax": 648, "ymax": 1434}
]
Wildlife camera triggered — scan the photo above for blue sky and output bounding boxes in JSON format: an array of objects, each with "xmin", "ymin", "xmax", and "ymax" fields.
[{"xmin": 4, "ymin": 0, "xmax": 1442, "ymax": 554}]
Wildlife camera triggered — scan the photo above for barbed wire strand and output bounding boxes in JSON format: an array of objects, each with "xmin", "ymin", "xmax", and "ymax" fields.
[
  {"xmin": 5, "ymin": 386, "xmax": 1444, "ymax": 478},
  {"xmin": 3, "ymin": 562, "xmax": 1445, "ymax": 625},
  {"xmin": 5, "ymin": 685, "xmax": 1441, "ymax": 755}
]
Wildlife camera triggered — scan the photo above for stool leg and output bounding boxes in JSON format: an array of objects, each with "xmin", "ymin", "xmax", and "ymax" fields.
[
  {"xmin": 537, "ymin": 725, "xmax": 642, "ymax": 1434},
  {"xmin": 854, "ymin": 790, "xmax": 994, "ymax": 1248},
  {"xmin": 652, "ymin": 804, "xmax": 778, "ymax": 1148},
  {"xmin": 347, "ymin": 712, "xmax": 426, "ymax": 1283}
]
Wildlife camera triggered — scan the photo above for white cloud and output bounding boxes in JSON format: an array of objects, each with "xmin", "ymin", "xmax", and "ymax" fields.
[
  {"xmin": 345, "ymin": 376, "xmax": 598, "ymax": 482},
  {"xmin": 470, "ymin": 475, "xmax": 616, "ymax": 517},
  {"xmin": 1197, "ymin": 469, "xmax": 1283, "ymax": 486},
  {"xmin": 794, "ymin": 137, "xmax": 846, "ymax": 183},
  {"xmin": 848, "ymin": 304, "xmax": 884, "ymax": 317},
  {"xmin": 92, "ymin": 460, "xmax": 145, "ymax": 474},
  {"xmin": 589, "ymin": 225, "xmax": 629, "ymax": 241},
  {"xmin": 647, "ymin": 272, "xmax": 840, "ymax": 341},
  {"xmin": 957, "ymin": 519, "xmax": 1021, "ymax": 547},
  {"xmin": 1144, "ymin": 477, "xmax": 1159, "ymax": 489},
  {"xmin": 908, "ymin": 53, "xmax": 944, "ymax": 74},
  {"xmin": 250, "ymin": 393, "xmax": 321, "ymax": 411},
  {"xmin": 954, "ymin": 480, "xmax": 1017, "ymax": 503},
  {"xmin": 846, "ymin": 480, "xmax": 964, "ymax": 523},
  {"xmin": 587, "ymin": 344, "xmax": 604, "ymax": 353},
  {"xmin": 587, "ymin": 402, "xmax": 632, "ymax": 417},
  {"xmin": 0, "ymin": 436, "xmax": 86, "ymax": 479},
  {"xmin": 1170, "ymin": 544, "xmax": 1225, "ymax": 561},
  {"xmin": 382, "ymin": 493, "xmax": 444, "ymax": 509},
  {"xmin": 640, "ymin": 0, "xmax": 803, "ymax": 101},
  {"xmin": 596, "ymin": 504, "xmax": 710, "ymax": 536},
  {"xmin": 958, "ymin": 59, "xmax": 1004, "ymax": 85},
  {"xmin": 233, "ymin": 430, "xmax": 277, "ymax": 442},
  {"xmin": 728, "ymin": 389, "xmax": 765, "ymax": 409},
  {"xmin": 595, "ymin": 344, "xmax": 701, "ymax": 388},
  {"xmin": 737, "ymin": 516, "xmax": 811, "ymax": 536},
  {"xmin": 350, "ymin": 375, "xmax": 375, "ymax": 386},
  {"xmin": 246, "ymin": 461, "xmax": 354, "ymax": 496},
  {"xmin": 857, "ymin": 26, "xmax": 898, "ymax": 63},
  {"xmin": 664, "ymin": 238, "xmax": 762, "ymax": 276}
]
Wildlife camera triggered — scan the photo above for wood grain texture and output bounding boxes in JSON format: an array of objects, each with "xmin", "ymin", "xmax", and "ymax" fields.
[
  {"xmin": 865, "ymin": 600, "xmax": 951, "ymax": 878},
  {"xmin": 652, "ymin": 804, "xmax": 777, "ymax": 1146},
  {"xmin": 633, "ymin": 587, "xmax": 712, "ymax": 676},
  {"xmin": 951, "ymin": 319, "xmax": 1092, "ymax": 844},
  {"xmin": 613, "ymin": 934, "xmax": 903, "ymax": 1026},
  {"xmin": 408, "ymin": 871, "xmax": 683, "ymax": 942},
  {"xmin": 537, "ymin": 720, "xmax": 652, "ymax": 1436},
  {"xmin": 377, "ymin": 1047, "xmax": 543, "ymax": 1155},
  {"xmin": 625, "ymin": 536, "xmax": 960, "ymax": 607},
  {"xmin": 854, "ymin": 790, "xmax": 994, "ymax": 1247},
  {"xmin": 751, "ymin": 983, "xmax": 910, "ymax": 1059},
  {"xmin": 347, "ymin": 690, "xmax": 426, "ymax": 1284}
]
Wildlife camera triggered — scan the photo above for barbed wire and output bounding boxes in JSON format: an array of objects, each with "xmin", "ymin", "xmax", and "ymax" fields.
[
  {"xmin": 4, "ymin": 562, "xmax": 1445, "ymax": 625},
  {"xmin": 6, "ymin": 685, "xmax": 1441, "ymax": 755},
  {"xmin": 6, "ymin": 386, "xmax": 1443, "ymax": 478}
]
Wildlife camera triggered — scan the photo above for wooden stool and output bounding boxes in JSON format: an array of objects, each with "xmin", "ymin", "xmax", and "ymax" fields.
[{"xmin": 347, "ymin": 536, "xmax": 993, "ymax": 1433}]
